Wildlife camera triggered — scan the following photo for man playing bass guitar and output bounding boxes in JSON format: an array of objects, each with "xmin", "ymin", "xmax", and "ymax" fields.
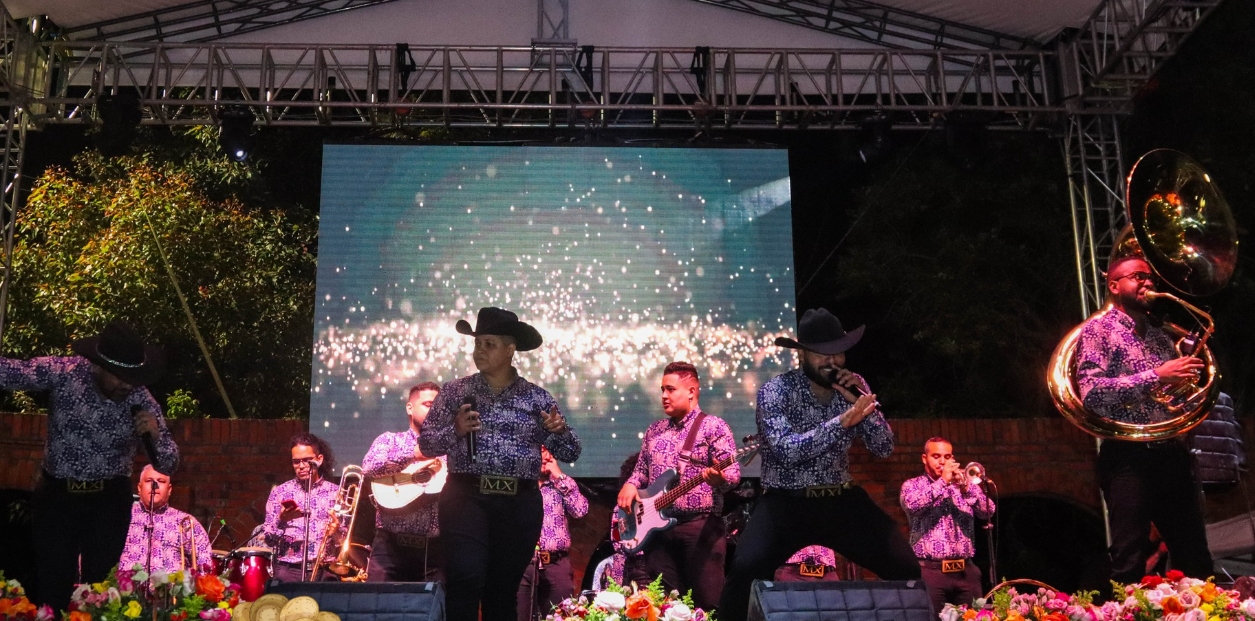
[{"xmin": 616, "ymin": 361, "xmax": 739, "ymax": 610}]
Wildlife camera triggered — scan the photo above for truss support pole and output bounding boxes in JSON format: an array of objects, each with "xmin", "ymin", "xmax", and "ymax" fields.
[
  {"xmin": 1062, "ymin": 113, "xmax": 1126, "ymax": 320},
  {"xmin": 0, "ymin": 1, "xmax": 35, "ymax": 350}
]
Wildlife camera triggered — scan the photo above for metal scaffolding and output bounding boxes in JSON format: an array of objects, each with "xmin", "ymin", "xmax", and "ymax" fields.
[
  {"xmin": 31, "ymin": 42, "xmax": 1059, "ymax": 129},
  {"xmin": 0, "ymin": 0, "xmax": 1231, "ymax": 344}
]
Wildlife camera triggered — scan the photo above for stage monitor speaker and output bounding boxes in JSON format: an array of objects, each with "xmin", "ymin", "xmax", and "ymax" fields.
[
  {"xmin": 747, "ymin": 579, "xmax": 933, "ymax": 621},
  {"xmin": 265, "ymin": 581, "xmax": 444, "ymax": 621}
]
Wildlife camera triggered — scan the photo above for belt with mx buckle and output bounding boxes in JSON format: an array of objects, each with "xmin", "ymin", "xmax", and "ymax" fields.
[
  {"xmin": 799, "ymin": 563, "xmax": 826, "ymax": 578},
  {"xmin": 941, "ymin": 559, "xmax": 965, "ymax": 573},
  {"xmin": 67, "ymin": 480, "xmax": 105, "ymax": 493},
  {"xmin": 804, "ymin": 482, "xmax": 852, "ymax": 498},
  {"xmin": 479, "ymin": 474, "xmax": 519, "ymax": 495}
]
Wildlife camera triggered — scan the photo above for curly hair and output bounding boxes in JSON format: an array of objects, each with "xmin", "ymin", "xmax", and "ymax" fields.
[{"xmin": 289, "ymin": 432, "xmax": 336, "ymax": 480}]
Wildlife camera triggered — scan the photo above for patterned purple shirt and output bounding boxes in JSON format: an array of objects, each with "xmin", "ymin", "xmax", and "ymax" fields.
[
  {"xmin": 0, "ymin": 356, "xmax": 179, "ymax": 479},
  {"xmin": 625, "ymin": 409, "xmax": 740, "ymax": 516},
  {"xmin": 262, "ymin": 478, "xmax": 342, "ymax": 564},
  {"xmin": 419, "ymin": 372, "xmax": 581, "ymax": 478},
  {"xmin": 786, "ymin": 545, "xmax": 837, "ymax": 567},
  {"xmin": 756, "ymin": 370, "xmax": 894, "ymax": 489},
  {"xmin": 119, "ymin": 502, "xmax": 212, "ymax": 574},
  {"xmin": 537, "ymin": 475, "xmax": 588, "ymax": 552},
  {"xmin": 361, "ymin": 428, "xmax": 442, "ymax": 537},
  {"xmin": 1077, "ymin": 306, "xmax": 1176, "ymax": 424},
  {"xmin": 899, "ymin": 473, "xmax": 994, "ymax": 560}
]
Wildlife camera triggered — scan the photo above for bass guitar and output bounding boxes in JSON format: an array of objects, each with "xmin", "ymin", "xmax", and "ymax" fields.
[{"xmin": 611, "ymin": 440, "xmax": 760, "ymax": 554}]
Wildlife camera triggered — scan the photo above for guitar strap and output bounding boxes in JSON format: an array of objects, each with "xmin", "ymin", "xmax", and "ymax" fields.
[{"xmin": 676, "ymin": 411, "xmax": 708, "ymax": 478}]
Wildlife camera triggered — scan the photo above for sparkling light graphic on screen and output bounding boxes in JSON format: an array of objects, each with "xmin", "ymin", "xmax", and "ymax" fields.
[{"xmin": 313, "ymin": 146, "xmax": 796, "ymax": 475}]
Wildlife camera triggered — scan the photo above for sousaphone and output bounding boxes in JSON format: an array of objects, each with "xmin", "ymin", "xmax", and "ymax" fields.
[{"xmin": 1047, "ymin": 149, "xmax": 1239, "ymax": 441}]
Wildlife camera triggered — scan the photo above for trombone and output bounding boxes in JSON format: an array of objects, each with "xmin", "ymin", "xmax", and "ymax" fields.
[
  {"xmin": 178, "ymin": 515, "xmax": 199, "ymax": 574},
  {"xmin": 310, "ymin": 465, "xmax": 368, "ymax": 582}
]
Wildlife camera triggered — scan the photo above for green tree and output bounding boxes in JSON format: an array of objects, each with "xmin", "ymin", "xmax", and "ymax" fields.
[{"xmin": 3, "ymin": 129, "xmax": 317, "ymax": 418}]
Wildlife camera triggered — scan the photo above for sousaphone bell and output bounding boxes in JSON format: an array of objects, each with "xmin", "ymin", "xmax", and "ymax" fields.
[{"xmin": 1047, "ymin": 149, "xmax": 1239, "ymax": 441}]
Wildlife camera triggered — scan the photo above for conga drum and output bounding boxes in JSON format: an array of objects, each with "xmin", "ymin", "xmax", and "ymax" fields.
[
  {"xmin": 208, "ymin": 550, "xmax": 231, "ymax": 576},
  {"xmin": 226, "ymin": 547, "xmax": 273, "ymax": 601}
]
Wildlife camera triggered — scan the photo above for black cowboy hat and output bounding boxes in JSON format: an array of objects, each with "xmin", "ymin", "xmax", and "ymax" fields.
[
  {"xmin": 455, "ymin": 307, "xmax": 543, "ymax": 351},
  {"xmin": 71, "ymin": 321, "xmax": 165, "ymax": 386},
  {"xmin": 774, "ymin": 308, "xmax": 865, "ymax": 355}
]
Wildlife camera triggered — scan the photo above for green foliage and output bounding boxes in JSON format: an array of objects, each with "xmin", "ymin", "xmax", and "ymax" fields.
[
  {"xmin": 4, "ymin": 129, "xmax": 317, "ymax": 418},
  {"xmin": 164, "ymin": 389, "xmax": 204, "ymax": 420}
]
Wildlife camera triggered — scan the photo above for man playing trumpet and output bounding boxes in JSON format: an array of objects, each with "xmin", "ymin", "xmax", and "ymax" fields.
[{"xmin": 900, "ymin": 437, "xmax": 994, "ymax": 613}]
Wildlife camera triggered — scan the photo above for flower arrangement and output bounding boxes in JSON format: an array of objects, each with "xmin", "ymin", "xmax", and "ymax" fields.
[
  {"xmin": 940, "ymin": 572, "xmax": 1255, "ymax": 621},
  {"xmin": 66, "ymin": 565, "xmax": 239, "ymax": 621},
  {"xmin": 546, "ymin": 577, "xmax": 714, "ymax": 621},
  {"xmin": 1, "ymin": 573, "xmax": 55, "ymax": 621}
]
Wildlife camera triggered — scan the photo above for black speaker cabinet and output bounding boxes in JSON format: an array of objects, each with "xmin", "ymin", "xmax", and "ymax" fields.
[
  {"xmin": 264, "ymin": 581, "xmax": 444, "ymax": 621},
  {"xmin": 747, "ymin": 579, "xmax": 933, "ymax": 621}
]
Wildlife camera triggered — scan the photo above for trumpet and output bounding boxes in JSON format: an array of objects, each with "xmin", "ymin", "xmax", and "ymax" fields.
[
  {"xmin": 178, "ymin": 515, "xmax": 199, "ymax": 573},
  {"xmin": 310, "ymin": 465, "xmax": 368, "ymax": 582},
  {"xmin": 963, "ymin": 462, "xmax": 988, "ymax": 486}
]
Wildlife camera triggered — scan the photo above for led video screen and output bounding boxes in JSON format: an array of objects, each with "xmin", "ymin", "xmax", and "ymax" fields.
[{"xmin": 313, "ymin": 145, "xmax": 796, "ymax": 476}]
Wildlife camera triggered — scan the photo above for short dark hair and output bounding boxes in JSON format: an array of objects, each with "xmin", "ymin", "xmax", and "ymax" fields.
[
  {"xmin": 290, "ymin": 432, "xmax": 335, "ymax": 480},
  {"xmin": 923, "ymin": 436, "xmax": 951, "ymax": 451},
  {"xmin": 663, "ymin": 361, "xmax": 700, "ymax": 384},
  {"xmin": 1105, "ymin": 255, "xmax": 1149, "ymax": 285},
  {"xmin": 408, "ymin": 382, "xmax": 441, "ymax": 401}
]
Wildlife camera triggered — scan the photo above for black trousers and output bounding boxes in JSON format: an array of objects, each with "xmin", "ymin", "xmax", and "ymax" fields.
[
  {"xmin": 438, "ymin": 477, "xmax": 543, "ymax": 621},
  {"xmin": 718, "ymin": 486, "xmax": 921, "ymax": 621},
  {"xmin": 31, "ymin": 472, "xmax": 133, "ymax": 611},
  {"xmin": 919, "ymin": 560, "xmax": 983, "ymax": 613},
  {"xmin": 366, "ymin": 530, "xmax": 444, "ymax": 582},
  {"xmin": 517, "ymin": 554, "xmax": 574, "ymax": 621},
  {"xmin": 1098, "ymin": 440, "xmax": 1212, "ymax": 583},
  {"xmin": 622, "ymin": 514, "xmax": 726, "ymax": 610}
]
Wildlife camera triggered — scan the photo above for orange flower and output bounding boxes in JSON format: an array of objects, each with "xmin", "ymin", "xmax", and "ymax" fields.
[
  {"xmin": 1161, "ymin": 597, "xmax": 1185, "ymax": 614},
  {"xmin": 0, "ymin": 598, "xmax": 12, "ymax": 615},
  {"xmin": 1199, "ymin": 583, "xmax": 1219, "ymax": 603},
  {"xmin": 1042, "ymin": 612, "xmax": 1068, "ymax": 621},
  {"xmin": 624, "ymin": 593, "xmax": 658, "ymax": 621},
  {"xmin": 195, "ymin": 575, "xmax": 226, "ymax": 603},
  {"xmin": 70, "ymin": 610, "xmax": 92, "ymax": 621}
]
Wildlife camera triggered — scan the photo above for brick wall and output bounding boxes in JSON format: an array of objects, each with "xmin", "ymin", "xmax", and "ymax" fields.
[{"xmin": 1, "ymin": 412, "xmax": 1105, "ymax": 582}]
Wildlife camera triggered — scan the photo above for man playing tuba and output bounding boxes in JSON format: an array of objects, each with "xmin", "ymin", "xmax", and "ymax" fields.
[{"xmin": 1076, "ymin": 255, "xmax": 1212, "ymax": 582}]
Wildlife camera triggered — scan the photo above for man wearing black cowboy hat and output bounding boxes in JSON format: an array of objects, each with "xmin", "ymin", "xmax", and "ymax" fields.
[
  {"xmin": 719, "ymin": 308, "xmax": 920, "ymax": 621},
  {"xmin": 420, "ymin": 307, "xmax": 581, "ymax": 621},
  {"xmin": 0, "ymin": 321, "xmax": 178, "ymax": 610}
]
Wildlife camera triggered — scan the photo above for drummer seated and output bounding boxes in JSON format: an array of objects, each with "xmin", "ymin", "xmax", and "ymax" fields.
[
  {"xmin": 773, "ymin": 545, "xmax": 846, "ymax": 582},
  {"xmin": 119, "ymin": 466, "xmax": 212, "ymax": 574}
]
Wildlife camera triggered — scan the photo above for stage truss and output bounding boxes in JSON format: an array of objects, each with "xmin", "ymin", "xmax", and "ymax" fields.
[{"xmin": 0, "ymin": 0, "xmax": 1228, "ymax": 342}]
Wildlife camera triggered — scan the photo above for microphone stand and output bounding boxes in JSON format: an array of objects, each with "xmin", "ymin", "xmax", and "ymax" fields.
[
  {"xmin": 145, "ymin": 482, "xmax": 158, "ymax": 621},
  {"xmin": 301, "ymin": 472, "xmax": 314, "ymax": 582},
  {"xmin": 984, "ymin": 480, "xmax": 999, "ymax": 586}
]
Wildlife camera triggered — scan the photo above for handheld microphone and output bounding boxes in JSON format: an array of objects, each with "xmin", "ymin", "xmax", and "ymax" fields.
[
  {"xmin": 463, "ymin": 395, "xmax": 478, "ymax": 463},
  {"xmin": 130, "ymin": 405, "xmax": 160, "ymax": 466}
]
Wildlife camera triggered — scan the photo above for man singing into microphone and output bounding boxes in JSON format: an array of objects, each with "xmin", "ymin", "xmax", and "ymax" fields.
[
  {"xmin": 119, "ymin": 465, "xmax": 212, "ymax": 574},
  {"xmin": 420, "ymin": 307, "xmax": 581, "ymax": 621},
  {"xmin": 719, "ymin": 308, "xmax": 918, "ymax": 621},
  {"xmin": 262, "ymin": 433, "xmax": 342, "ymax": 582},
  {"xmin": 1077, "ymin": 255, "xmax": 1212, "ymax": 582},
  {"xmin": 900, "ymin": 437, "xmax": 994, "ymax": 612},
  {"xmin": 0, "ymin": 321, "xmax": 177, "ymax": 610}
]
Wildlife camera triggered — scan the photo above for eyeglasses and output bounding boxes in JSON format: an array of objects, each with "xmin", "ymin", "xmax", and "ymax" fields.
[
  {"xmin": 1114, "ymin": 272, "xmax": 1155, "ymax": 284},
  {"xmin": 291, "ymin": 457, "xmax": 318, "ymax": 466}
]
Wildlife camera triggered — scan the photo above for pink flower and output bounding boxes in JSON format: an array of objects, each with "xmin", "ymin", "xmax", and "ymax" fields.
[
  {"xmin": 199, "ymin": 608, "xmax": 231, "ymax": 621},
  {"xmin": 35, "ymin": 605, "xmax": 55, "ymax": 621}
]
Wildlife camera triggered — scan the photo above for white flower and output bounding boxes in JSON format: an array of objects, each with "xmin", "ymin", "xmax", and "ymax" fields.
[
  {"xmin": 1145, "ymin": 589, "xmax": 1165, "ymax": 605},
  {"xmin": 664, "ymin": 603, "xmax": 693, "ymax": 621},
  {"xmin": 1178, "ymin": 591, "xmax": 1201, "ymax": 609},
  {"xmin": 151, "ymin": 570, "xmax": 169, "ymax": 585},
  {"xmin": 595, "ymin": 591, "xmax": 626, "ymax": 611},
  {"xmin": 606, "ymin": 615, "xmax": 621, "ymax": 621},
  {"xmin": 106, "ymin": 588, "xmax": 121, "ymax": 604},
  {"xmin": 939, "ymin": 605, "xmax": 963, "ymax": 621},
  {"xmin": 1239, "ymin": 599, "xmax": 1255, "ymax": 618},
  {"xmin": 71, "ymin": 584, "xmax": 92, "ymax": 602}
]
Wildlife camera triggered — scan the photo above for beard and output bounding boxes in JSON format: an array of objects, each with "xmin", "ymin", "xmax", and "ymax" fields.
[{"xmin": 801, "ymin": 358, "xmax": 838, "ymax": 387}]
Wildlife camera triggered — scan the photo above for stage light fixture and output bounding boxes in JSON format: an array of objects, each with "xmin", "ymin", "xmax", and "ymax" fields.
[
  {"xmin": 857, "ymin": 112, "xmax": 893, "ymax": 164},
  {"xmin": 218, "ymin": 106, "xmax": 256, "ymax": 162},
  {"xmin": 96, "ymin": 91, "xmax": 142, "ymax": 157}
]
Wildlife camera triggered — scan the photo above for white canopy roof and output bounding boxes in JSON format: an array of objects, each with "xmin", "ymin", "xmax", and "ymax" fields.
[{"xmin": 7, "ymin": 0, "xmax": 1099, "ymax": 47}]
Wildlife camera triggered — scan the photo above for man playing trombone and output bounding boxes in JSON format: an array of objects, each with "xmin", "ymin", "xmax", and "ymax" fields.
[
  {"xmin": 119, "ymin": 465, "xmax": 212, "ymax": 574},
  {"xmin": 900, "ymin": 437, "xmax": 994, "ymax": 612}
]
